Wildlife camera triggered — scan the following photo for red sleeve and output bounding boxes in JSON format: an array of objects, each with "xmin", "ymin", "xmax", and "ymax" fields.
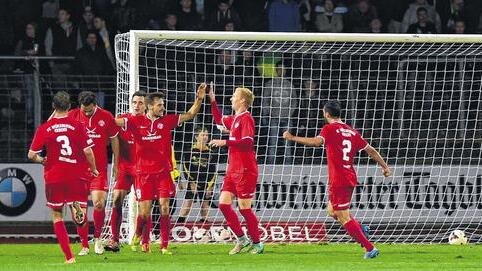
[
  {"xmin": 353, "ymin": 130, "xmax": 369, "ymax": 152},
  {"xmin": 164, "ymin": 114, "xmax": 180, "ymax": 130},
  {"xmin": 29, "ymin": 126, "xmax": 45, "ymax": 153},
  {"xmin": 222, "ymin": 115, "xmax": 235, "ymax": 130},
  {"xmin": 319, "ymin": 125, "xmax": 330, "ymax": 145},
  {"xmin": 226, "ymin": 137, "xmax": 254, "ymax": 150},
  {"xmin": 106, "ymin": 113, "xmax": 119, "ymax": 138},
  {"xmin": 211, "ymin": 100, "xmax": 223, "ymax": 125}
]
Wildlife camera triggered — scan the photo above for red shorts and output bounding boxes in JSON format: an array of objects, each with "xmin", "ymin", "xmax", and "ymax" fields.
[
  {"xmin": 329, "ymin": 186, "xmax": 354, "ymax": 211},
  {"xmin": 45, "ymin": 181, "xmax": 89, "ymax": 210},
  {"xmin": 222, "ymin": 172, "xmax": 257, "ymax": 199},
  {"xmin": 90, "ymin": 170, "xmax": 108, "ymax": 191},
  {"xmin": 114, "ymin": 167, "xmax": 135, "ymax": 191},
  {"xmin": 134, "ymin": 172, "xmax": 175, "ymax": 201}
]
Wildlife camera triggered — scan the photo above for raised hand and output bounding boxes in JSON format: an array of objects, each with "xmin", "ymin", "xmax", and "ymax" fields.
[
  {"xmin": 208, "ymin": 81, "xmax": 215, "ymax": 102},
  {"xmin": 382, "ymin": 167, "xmax": 392, "ymax": 177},
  {"xmin": 282, "ymin": 131, "xmax": 294, "ymax": 141},
  {"xmin": 197, "ymin": 82, "xmax": 207, "ymax": 100}
]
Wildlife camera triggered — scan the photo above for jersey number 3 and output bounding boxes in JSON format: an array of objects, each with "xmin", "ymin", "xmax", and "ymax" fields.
[
  {"xmin": 342, "ymin": 139, "xmax": 351, "ymax": 161},
  {"xmin": 56, "ymin": 135, "xmax": 73, "ymax": 156}
]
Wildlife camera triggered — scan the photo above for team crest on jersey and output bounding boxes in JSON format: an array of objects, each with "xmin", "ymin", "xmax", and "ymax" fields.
[
  {"xmin": 234, "ymin": 122, "xmax": 239, "ymax": 128},
  {"xmin": 157, "ymin": 123, "xmax": 164, "ymax": 129},
  {"xmin": 98, "ymin": 120, "xmax": 105, "ymax": 127}
]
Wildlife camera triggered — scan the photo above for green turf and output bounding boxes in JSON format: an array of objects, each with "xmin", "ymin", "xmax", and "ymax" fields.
[{"xmin": 0, "ymin": 243, "xmax": 481, "ymax": 271}]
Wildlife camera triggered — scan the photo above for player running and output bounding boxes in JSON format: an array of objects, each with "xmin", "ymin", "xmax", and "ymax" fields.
[
  {"xmin": 105, "ymin": 91, "xmax": 147, "ymax": 252},
  {"xmin": 208, "ymin": 83, "xmax": 264, "ymax": 254},
  {"xmin": 283, "ymin": 100, "xmax": 391, "ymax": 259},
  {"xmin": 28, "ymin": 91, "xmax": 99, "ymax": 263},
  {"xmin": 114, "ymin": 83, "xmax": 206, "ymax": 254},
  {"xmin": 68, "ymin": 91, "xmax": 120, "ymax": 255}
]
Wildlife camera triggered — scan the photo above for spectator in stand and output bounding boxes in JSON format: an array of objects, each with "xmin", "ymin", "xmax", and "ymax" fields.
[
  {"xmin": 206, "ymin": 0, "xmax": 242, "ymax": 31},
  {"xmin": 94, "ymin": 16, "xmax": 115, "ymax": 69},
  {"xmin": 77, "ymin": 6, "xmax": 96, "ymax": 49},
  {"xmin": 232, "ymin": 0, "xmax": 267, "ymax": 31},
  {"xmin": 438, "ymin": 0, "xmax": 466, "ymax": 33},
  {"xmin": 401, "ymin": 0, "xmax": 441, "ymax": 33},
  {"xmin": 224, "ymin": 20, "xmax": 235, "ymax": 31},
  {"xmin": 345, "ymin": 0, "xmax": 378, "ymax": 33},
  {"xmin": 369, "ymin": 18, "xmax": 383, "ymax": 33},
  {"xmin": 314, "ymin": 0, "xmax": 343, "ymax": 33},
  {"xmin": 407, "ymin": 7, "xmax": 437, "ymax": 34},
  {"xmin": 177, "ymin": 0, "xmax": 203, "ymax": 30},
  {"xmin": 299, "ymin": 0, "xmax": 314, "ymax": 31},
  {"xmin": 42, "ymin": 0, "xmax": 59, "ymax": 27},
  {"xmin": 261, "ymin": 62, "xmax": 297, "ymax": 164},
  {"xmin": 453, "ymin": 19, "xmax": 466, "ymax": 34},
  {"xmin": 14, "ymin": 23, "xmax": 44, "ymax": 73},
  {"xmin": 44, "ymin": 8, "xmax": 78, "ymax": 75},
  {"xmin": 161, "ymin": 13, "xmax": 178, "ymax": 30},
  {"xmin": 371, "ymin": 0, "xmax": 408, "ymax": 33},
  {"xmin": 268, "ymin": 0, "xmax": 301, "ymax": 32},
  {"xmin": 75, "ymin": 31, "xmax": 114, "ymax": 76}
]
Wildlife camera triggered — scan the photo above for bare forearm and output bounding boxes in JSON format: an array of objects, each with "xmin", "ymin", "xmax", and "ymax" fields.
[
  {"xmin": 180, "ymin": 97, "xmax": 203, "ymax": 123},
  {"xmin": 28, "ymin": 151, "xmax": 45, "ymax": 164},
  {"xmin": 366, "ymin": 147, "xmax": 389, "ymax": 169},
  {"xmin": 84, "ymin": 148, "xmax": 97, "ymax": 171},
  {"xmin": 290, "ymin": 136, "xmax": 323, "ymax": 147},
  {"xmin": 111, "ymin": 137, "xmax": 119, "ymax": 166}
]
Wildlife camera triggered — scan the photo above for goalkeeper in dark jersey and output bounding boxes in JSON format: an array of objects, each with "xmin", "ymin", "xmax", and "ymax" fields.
[{"xmin": 177, "ymin": 126, "xmax": 218, "ymax": 223}]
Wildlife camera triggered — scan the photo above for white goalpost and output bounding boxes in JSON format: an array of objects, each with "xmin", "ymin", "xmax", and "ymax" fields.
[{"xmin": 102, "ymin": 31, "xmax": 482, "ymax": 244}]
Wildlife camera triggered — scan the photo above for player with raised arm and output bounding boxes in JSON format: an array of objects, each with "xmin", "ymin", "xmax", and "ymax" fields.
[
  {"xmin": 208, "ymin": 84, "xmax": 264, "ymax": 254},
  {"xmin": 114, "ymin": 83, "xmax": 206, "ymax": 254},
  {"xmin": 105, "ymin": 91, "xmax": 146, "ymax": 252},
  {"xmin": 283, "ymin": 100, "xmax": 391, "ymax": 259},
  {"xmin": 28, "ymin": 91, "xmax": 99, "ymax": 263},
  {"xmin": 68, "ymin": 91, "xmax": 120, "ymax": 255}
]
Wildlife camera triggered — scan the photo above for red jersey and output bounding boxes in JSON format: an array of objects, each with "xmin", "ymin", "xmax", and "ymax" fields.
[
  {"xmin": 29, "ymin": 116, "xmax": 94, "ymax": 184},
  {"xmin": 222, "ymin": 111, "xmax": 258, "ymax": 176},
  {"xmin": 68, "ymin": 107, "xmax": 119, "ymax": 171},
  {"xmin": 117, "ymin": 113, "xmax": 136, "ymax": 171},
  {"xmin": 125, "ymin": 114, "xmax": 180, "ymax": 174},
  {"xmin": 319, "ymin": 122, "xmax": 369, "ymax": 187}
]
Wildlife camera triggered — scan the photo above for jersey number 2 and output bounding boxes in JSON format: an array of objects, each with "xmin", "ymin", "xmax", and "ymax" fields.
[
  {"xmin": 342, "ymin": 139, "xmax": 351, "ymax": 161},
  {"xmin": 56, "ymin": 135, "xmax": 72, "ymax": 156}
]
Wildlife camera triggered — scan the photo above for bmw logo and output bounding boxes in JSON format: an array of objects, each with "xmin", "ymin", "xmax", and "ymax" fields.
[{"xmin": 0, "ymin": 168, "xmax": 36, "ymax": 216}]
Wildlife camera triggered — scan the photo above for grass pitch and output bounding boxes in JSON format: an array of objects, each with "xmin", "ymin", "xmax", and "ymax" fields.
[{"xmin": 0, "ymin": 243, "xmax": 481, "ymax": 271}]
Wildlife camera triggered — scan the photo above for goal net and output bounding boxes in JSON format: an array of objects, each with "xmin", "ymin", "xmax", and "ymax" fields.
[{"xmin": 103, "ymin": 31, "xmax": 482, "ymax": 244}]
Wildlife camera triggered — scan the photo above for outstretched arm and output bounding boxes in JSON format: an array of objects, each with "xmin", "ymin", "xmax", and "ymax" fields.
[
  {"xmin": 208, "ymin": 82, "xmax": 222, "ymax": 125},
  {"xmin": 364, "ymin": 145, "xmax": 391, "ymax": 177},
  {"xmin": 283, "ymin": 131, "xmax": 324, "ymax": 147},
  {"xmin": 179, "ymin": 83, "xmax": 206, "ymax": 123}
]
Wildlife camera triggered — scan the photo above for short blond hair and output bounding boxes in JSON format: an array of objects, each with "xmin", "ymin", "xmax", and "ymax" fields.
[{"xmin": 235, "ymin": 87, "xmax": 254, "ymax": 108}]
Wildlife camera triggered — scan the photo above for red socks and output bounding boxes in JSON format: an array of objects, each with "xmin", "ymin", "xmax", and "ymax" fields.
[
  {"xmin": 160, "ymin": 215, "xmax": 170, "ymax": 249},
  {"xmin": 54, "ymin": 221, "xmax": 74, "ymax": 261},
  {"xmin": 76, "ymin": 216, "xmax": 89, "ymax": 248},
  {"xmin": 93, "ymin": 208, "xmax": 105, "ymax": 238},
  {"xmin": 239, "ymin": 208, "xmax": 260, "ymax": 244},
  {"xmin": 110, "ymin": 206, "xmax": 122, "ymax": 242},
  {"xmin": 219, "ymin": 203, "xmax": 244, "ymax": 237},
  {"xmin": 142, "ymin": 216, "xmax": 152, "ymax": 245},
  {"xmin": 343, "ymin": 219, "xmax": 374, "ymax": 252}
]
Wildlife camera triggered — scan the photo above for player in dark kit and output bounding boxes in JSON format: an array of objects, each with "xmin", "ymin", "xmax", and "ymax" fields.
[
  {"xmin": 283, "ymin": 100, "xmax": 391, "ymax": 259},
  {"xmin": 177, "ymin": 126, "xmax": 218, "ymax": 223},
  {"xmin": 28, "ymin": 91, "xmax": 99, "ymax": 263},
  {"xmin": 114, "ymin": 83, "xmax": 206, "ymax": 254},
  {"xmin": 208, "ymin": 84, "xmax": 264, "ymax": 254}
]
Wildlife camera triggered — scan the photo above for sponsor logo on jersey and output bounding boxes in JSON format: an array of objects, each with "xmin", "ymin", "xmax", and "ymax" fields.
[{"xmin": 0, "ymin": 168, "xmax": 36, "ymax": 216}]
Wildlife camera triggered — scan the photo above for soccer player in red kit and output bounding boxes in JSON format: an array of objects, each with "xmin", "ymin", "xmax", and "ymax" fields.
[
  {"xmin": 28, "ymin": 91, "xmax": 99, "ymax": 263},
  {"xmin": 115, "ymin": 84, "xmax": 206, "ymax": 254},
  {"xmin": 208, "ymin": 84, "xmax": 264, "ymax": 254},
  {"xmin": 68, "ymin": 91, "xmax": 120, "ymax": 255},
  {"xmin": 105, "ymin": 91, "xmax": 146, "ymax": 252},
  {"xmin": 283, "ymin": 100, "xmax": 391, "ymax": 259}
]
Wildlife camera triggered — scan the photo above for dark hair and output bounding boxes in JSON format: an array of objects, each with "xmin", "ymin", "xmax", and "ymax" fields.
[
  {"xmin": 86, "ymin": 30, "xmax": 98, "ymax": 37},
  {"xmin": 323, "ymin": 100, "xmax": 341, "ymax": 118},
  {"xmin": 194, "ymin": 126, "xmax": 208, "ymax": 135},
  {"xmin": 417, "ymin": 7, "xmax": 428, "ymax": 14},
  {"xmin": 145, "ymin": 92, "xmax": 165, "ymax": 105},
  {"xmin": 78, "ymin": 91, "xmax": 97, "ymax": 106},
  {"xmin": 132, "ymin": 91, "xmax": 147, "ymax": 100},
  {"xmin": 52, "ymin": 91, "xmax": 71, "ymax": 111}
]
